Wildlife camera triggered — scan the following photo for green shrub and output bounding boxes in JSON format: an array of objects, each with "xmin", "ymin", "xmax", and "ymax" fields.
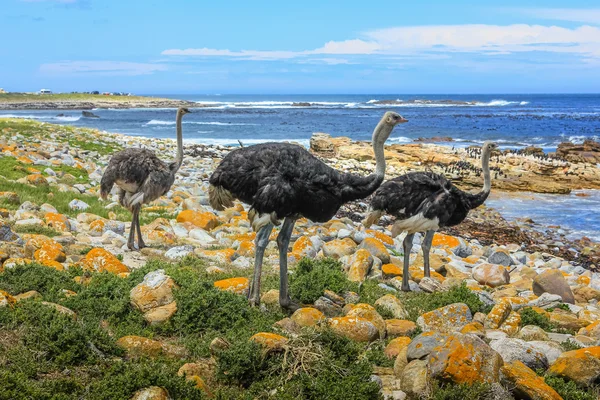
[
  {"xmin": 544, "ymin": 375, "xmax": 599, "ymax": 400},
  {"xmin": 12, "ymin": 224, "xmax": 61, "ymax": 237},
  {"xmin": 289, "ymin": 258, "xmax": 358, "ymax": 304},
  {"xmin": 560, "ymin": 340, "xmax": 584, "ymax": 352},
  {"xmin": 519, "ymin": 307, "xmax": 555, "ymax": 331},
  {"xmin": 0, "ymin": 263, "xmax": 80, "ymax": 303}
]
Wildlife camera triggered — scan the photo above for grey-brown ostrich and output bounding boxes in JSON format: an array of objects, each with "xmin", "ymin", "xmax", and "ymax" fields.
[
  {"xmin": 364, "ymin": 141, "xmax": 497, "ymax": 291},
  {"xmin": 100, "ymin": 107, "xmax": 191, "ymax": 250},
  {"xmin": 209, "ymin": 111, "xmax": 408, "ymax": 310}
]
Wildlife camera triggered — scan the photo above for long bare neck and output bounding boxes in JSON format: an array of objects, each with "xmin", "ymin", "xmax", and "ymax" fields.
[
  {"xmin": 465, "ymin": 146, "xmax": 492, "ymax": 209},
  {"xmin": 372, "ymin": 119, "xmax": 393, "ymax": 178},
  {"xmin": 171, "ymin": 112, "xmax": 184, "ymax": 172},
  {"xmin": 481, "ymin": 146, "xmax": 491, "ymax": 193},
  {"xmin": 336, "ymin": 120, "xmax": 392, "ymax": 202}
]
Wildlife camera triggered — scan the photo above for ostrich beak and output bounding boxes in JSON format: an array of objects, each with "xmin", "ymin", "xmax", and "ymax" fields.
[{"xmin": 399, "ymin": 117, "xmax": 408, "ymax": 123}]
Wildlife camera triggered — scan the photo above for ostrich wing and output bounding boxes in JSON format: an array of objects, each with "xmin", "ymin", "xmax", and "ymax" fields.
[{"xmin": 372, "ymin": 172, "xmax": 453, "ymax": 219}]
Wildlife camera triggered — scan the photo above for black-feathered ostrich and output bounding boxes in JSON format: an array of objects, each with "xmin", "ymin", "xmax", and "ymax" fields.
[
  {"xmin": 100, "ymin": 107, "xmax": 191, "ymax": 250},
  {"xmin": 209, "ymin": 112, "xmax": 408, "ymax": 310},
  {"xmin": 364, "ymin": 141, "xmax": 497, "ymax": 291}
]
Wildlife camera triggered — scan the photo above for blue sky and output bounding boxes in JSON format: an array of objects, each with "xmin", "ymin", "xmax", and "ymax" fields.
[{"xmin": 1, "ymin": 0, "xmax": 600, "ymax": 94}]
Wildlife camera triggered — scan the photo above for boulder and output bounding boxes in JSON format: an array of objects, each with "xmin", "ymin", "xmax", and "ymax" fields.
[
  {"xmin": 532, "ymin": 270, "xmax": 575, "ymax": 304},
  {"xmin": 291, "ymin": 307, "xmax": 325, "ymax": 327},
  {"xmin": 346, "ymin": 249, "xmax": 373, "ymax": 282},
  {"xmin": 548, "ymin": 346, "xmax": 600, "ymax": 387},
  {"xmin": 490, "ymin": 338, "xmax": 549, "ymax": 370},
  {"xmin": 328, "ymin": 316, "xmax": 379, "ymax": 342},
  {"xmin": 487, "ymin": 249, "xmax": 513, "ymax": 266},
  {"xmin": 501, "ymin": 361, "xmax": 562, "ymax": 400},
  {"xmin": 131, "ymin": 387, "xmax": 171, "ymax": 400},
  {"xmin": 472, "ymin": 263, "xmax": 510, "ymax": 287},
  {"xmin": 322, "ymin": 238, "xmax": 357, "ymax": 259},
  {"xmin": 374, "ymin": 294, "xmax": 409, "ymax": 319},
  {"xmin": 386, "ymin": 320, "xmax": 417, "ymax": 338},
  {"xmin": 400, "ymin": 360, "xmax": 428, "ymax": 398},
  {"xmin": 427, "ymin": 333, "xmax": 503, "ymax": 384},
  {"xmin": 130, "ymin": 269, "xmax": 177, "ymax": 325},
  {"xmin": 407, "ymin": 331, "xmax": 450, "ymax": 361},
  {"xmin": 345, "ymin": 303, "xmax": 386, "ymax": 339},
  {"xmin": 358, "ymin": 237, "xmax": 390, "ymax": 264},
  {"xmin": 417, "ymin": 303, "xmax": 472, "ymax": 333},
  {"xmin": 213, "ymin": 277, "xmax": 249, "ymax": 295}
]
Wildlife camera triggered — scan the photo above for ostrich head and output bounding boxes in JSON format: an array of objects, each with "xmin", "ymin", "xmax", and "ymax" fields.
[
  {"xmin": 482, "ymin": 141, "xmax": 498, "ymax": 154},
  {"xmin": 178, "ymin": 107, "xmax": 191, "ymax": 116},
  {"xmin": 373, "ymin": 111, "xmax": 408, "ymax": 144}
]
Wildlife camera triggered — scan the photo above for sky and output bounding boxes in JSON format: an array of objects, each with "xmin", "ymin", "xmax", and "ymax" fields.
[{"xmin": 1, "ymin": 0, "xmax": 600, "ymax": 94}]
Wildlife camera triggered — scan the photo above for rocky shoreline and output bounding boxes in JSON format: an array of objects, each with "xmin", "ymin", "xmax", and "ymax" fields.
[
  {"xmin": 1, "ymin": 118, "xmax": 600, "ymax": 399},
  {"xmin": 0, "ymin": 94, "xmax": 198, "ymax": 110}
]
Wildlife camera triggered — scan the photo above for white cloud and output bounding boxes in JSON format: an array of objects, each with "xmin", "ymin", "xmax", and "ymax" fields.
[
  {"xmin": 516, "ymin": 8, "xmax": 600, "ymax": 24},
  {"xmin": 40, "ymin": 61, "xmax": 167, "ymax": 76},
  {"xmin": 162, "ymin": 24, "xmax": 600, "ymax": 63}
]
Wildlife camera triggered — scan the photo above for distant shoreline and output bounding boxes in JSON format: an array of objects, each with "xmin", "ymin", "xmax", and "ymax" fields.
[{"xmin": 0, "ymin": 93, "xmax": 198, "ymax": 110}]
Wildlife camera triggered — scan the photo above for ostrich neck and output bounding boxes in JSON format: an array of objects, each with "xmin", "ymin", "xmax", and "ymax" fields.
[
  {"xmin": 481, "ymin": 147, "xmax": 491, "ymax": 193},
  {"xmin": 172, "ymin": 112, "xmax": 184, "ymax": 172},
  {"xmin": 372, "ymin": 122, "xmax": 393, "ymax": 178}
]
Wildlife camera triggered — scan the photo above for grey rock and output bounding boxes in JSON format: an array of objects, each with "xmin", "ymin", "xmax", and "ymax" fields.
[
  {"xmin": 165, "ymin": 245, "xmax": 194, "ymax": 260},
  {"xmin": 69, "ymin": 199, "xmax": 89, "ymax": 211},
  {"xmin": 407, "ymin": 332, "xmax": 449, "ymax": 361},
  {"xmin": 533, "ymin": 270, "xmax": 575, "ymax": 304},
  {"xmin": 488, "ymin": 250, "xmax": 513, "ymax": 266},
  {"xmin": 528, "ymin": 341, "xmax": 564, "ymax": 365},
  {"xmin": 489, "ymin": 338, "xmax": 549, "ymax": 370}
]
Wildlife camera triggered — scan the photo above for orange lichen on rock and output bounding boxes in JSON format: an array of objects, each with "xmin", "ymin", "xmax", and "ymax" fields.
[
  {"xmin": 250, "ymin": 332, "xmax": 289, "ymax": 350},
  {"xmin": 431, "ymin": 233, "xmax": 460, "ymax": 249},
  {"xmin": 196, "ymin": 248, "xmax": 235, "ymax": 263},
  {"xmin": 291, "ymin": 307, "xmax": 325, "ymax": 327},
  {"xmin": 382, "ymin": 263, "xmax": 402, "ymax": 278},
  {"xmin": 26, "ymin": 174, "xmax": 48, "ymax": 186},
  {"xmin": 176, "ymin": 210, "xmax": 220, "ymax": 230},
  {"xmin": 384, "ymin": 337, "xmax": 412, "ymax": 359},
  {"xmin": 213, "ymin": 277, "xmax": 249, "ymax": 295},
  {"xmin": 365, "ymin": 230, "xmax": 394, "ymax": 246},
  {"xmin": 428, "ymin": 333, "xmax": 502, "ymax": 384},
  {"xmin": 386, "ymin": 319, "xmax": 417, "ymax": 338},
  {"xmin": 501, "ymin": 361, "xmax": 562, "ymax": 400},
  {"xmin": 499, "ymin": 311, "xmax": 521, "ymax": 336},
  {"xmin": 0, "ymin": 290, "xmax": 16, "ymax": 307},
  {"xmin": 44, "ymin": 212, "xmax": 70, "ymax": 232},
  {"xmin": 346, "ymin": 303, "xmax": 386, "ymax": 339},
  {"xmin": 484, "ymin": 299, "xmax": 512, "ymax": 329},
  {"xmin": 81, "ymin": 248, "xmax": 129, "ymax": 274},
  {"xmin": 358, "ymin": 237, "xmax": 390, "ymax": 264},
  {"xmin": 236, "ymin": 240, "xmax": 255, "ymax": 257},
  {"xmin": 328, "ymin": 316, "xmax": 379, "ymax": 342},
  {"xmin": 347, "ymin": 249, "xmax": 373, "ymax": 282},
  {"xmin": 548, "ymin": 346, "xmax": 600, "ymax": 386}
]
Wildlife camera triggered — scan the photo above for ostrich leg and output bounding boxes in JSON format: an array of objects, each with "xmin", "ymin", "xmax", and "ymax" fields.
[
  {"xmin": 422, "ymin": 230, "xmax": 435, "ymax": 278},
  {"xmin": 401, "ymin": 233, "xmax": 415, "ymax": 292},
  {"xmin": 248, "ymin": 222, "xmax": 274, "ymax": 306},
  {"xmin": 135, "ymin": 205, "xmax": 146, "ymax": 249},
  {"xmin": 276, "ymin": 217, "xmax": 298, "ymax": 311},
  {"xmin": 127, "ymin": 207, "xmax": 139, "ymax": 251}
]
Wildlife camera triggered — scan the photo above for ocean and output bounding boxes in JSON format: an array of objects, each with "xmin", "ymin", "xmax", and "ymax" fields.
[
  {"xmin": 2, "ymin": 94, "xmax": 600, "ymax": 150},
  {"xmin": 1, "ymin": 93, "xmax": 600, "ymax": 241}
]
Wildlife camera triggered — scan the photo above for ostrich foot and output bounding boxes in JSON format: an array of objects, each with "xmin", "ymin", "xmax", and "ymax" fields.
[
  {"xmin": 127, "ymin": 242, "xmax": 137, "ymax": 251},
  {"xmin": 137, "ymin": 240, "xmax": 147, "ymax": 250},
  {"xmin": 401, "ymin": 285, "xmax": 411, "ymax": 292},
  {"xmin": 248, "ymin": 296, "xmax": 260, "ymax": 308},
  {"xmin": 279, "ymin": 296, "xmax": 299, "ymax": 313}
]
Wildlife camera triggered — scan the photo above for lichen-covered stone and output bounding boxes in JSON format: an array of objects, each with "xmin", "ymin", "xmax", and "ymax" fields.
[
  {"xmin": 250, "ymin": 332, "xmax": 288, "ymax": 350},
  {"xmin": 548, "ymin": 346, "xmax": 600, "ymax": 387},
  {"xmin": 374, "ymin": 294, "xmax": 409, "ymax": 320},
  {"xmin": 417, "ymin": 303, "xmax": 472, "ymax": 333},
  {"xmin": 472, "ymin": 263, "xmax": 510, "ymax": 287},
  {"xmin": 428, "ymin": 333, "xmax": 503, "ymax": 384},
  {"xmin": 346, "ymin": 249, "xmax": 373, "ymax": 282},
  {"xmin": 485, "ymin": 299, "xmax": 512, "ymax": 329},
  {"xmin": 322, "ymin": 238, "xmax": 357, "ymax": 259},
  {"xmin": 501, "ymin": 361, "xmax": 562, "ymax": 400},
  {"xmin": 328, "ymin": 316, "xmax": 379, "ymax": 342},
  {"xmin": 81, "ymin": 248, "xmax": 128, "ymax": 274},
  {"xmin": 490, "ymin": 338, "xmax": 548, "ymax": 370},
  {"xmin": 385, "ymin": 337, "xmax": 412, "ymax": 359},
  {"xmin": 345, "ymin": 303, "xmax": 386, "ymax": 339},
  {"xmin": 386, "ymin": 319, "xmax": 417, "ymax": 338},
  {"xmin": 358, "ymin": 237, "xmax": 390, "ymax": 264},
  {"xmin": 291, "ymin": 307, "xmax": 325, "ymax": 327},
  {"xmin": 213, "ymin": 277, "xmax": 249, "ymax": 295}
]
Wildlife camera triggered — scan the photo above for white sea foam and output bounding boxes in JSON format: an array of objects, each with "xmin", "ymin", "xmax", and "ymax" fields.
[{"xmin": 145, "ymin": 120, "xmax": 258, "ymax": 126}]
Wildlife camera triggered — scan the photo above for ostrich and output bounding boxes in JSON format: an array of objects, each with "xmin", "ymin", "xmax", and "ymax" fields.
[
  {"xmin": 363, "ymin": 141, "xmax": 497, "ymax": 291},
  {"xmin": 100, "ymin": 107, "xmax": 191, "ymax": 250},
  {"xmin": 209, "ymin": 112, "xmax": 408, "ymax": 310}
]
